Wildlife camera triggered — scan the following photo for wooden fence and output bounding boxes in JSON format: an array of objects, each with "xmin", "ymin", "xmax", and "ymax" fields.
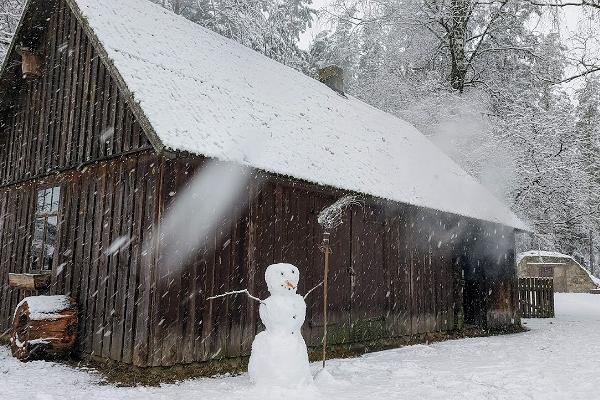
[{"xmin": 518, "ymin": 277, "xmax": 555, "ymax": 318}]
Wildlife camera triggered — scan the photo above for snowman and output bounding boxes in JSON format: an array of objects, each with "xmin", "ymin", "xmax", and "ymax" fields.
[{"xmin": 247, "ymin": 263, "xmax": 313, "ymax": 387}]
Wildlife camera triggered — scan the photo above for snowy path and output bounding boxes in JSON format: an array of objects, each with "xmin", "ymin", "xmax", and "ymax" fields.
[{"xmin": 1, "ymin": 293, "xmax": 599, "ymax": 400}]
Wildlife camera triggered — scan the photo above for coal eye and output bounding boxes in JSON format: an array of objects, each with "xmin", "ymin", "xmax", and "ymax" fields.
[
  {"xmin": 280, "ymin": 272, "xmax": 284, "ymax": 276},
  {"xmin": 291, "ymin": 270, "xmax": 295, "ymax": 274}
]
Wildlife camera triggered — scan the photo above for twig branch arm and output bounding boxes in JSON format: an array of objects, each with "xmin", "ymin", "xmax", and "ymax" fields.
[
  {"xmin": 304, "ymin": 281, "xmax": 324, "ymax": 300},
  {"xmin": 207, "ymin": 289, "xmax": 265, "ymax": 304}
]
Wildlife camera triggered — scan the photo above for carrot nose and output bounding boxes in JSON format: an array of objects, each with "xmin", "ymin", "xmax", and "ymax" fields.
[{"xmin": 285, "ymin": 280, "xmax": 296, "ymax": 289}]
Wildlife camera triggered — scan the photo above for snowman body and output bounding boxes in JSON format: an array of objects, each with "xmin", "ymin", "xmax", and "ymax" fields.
[{"xmin": 248, "ymin": 263, "xmax": 312, "ymax": 387}]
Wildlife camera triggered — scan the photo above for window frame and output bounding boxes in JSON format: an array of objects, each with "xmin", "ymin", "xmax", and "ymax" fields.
[{"xmin": 30, "ymin": 185, "xmax": 62, "ymax": 273}]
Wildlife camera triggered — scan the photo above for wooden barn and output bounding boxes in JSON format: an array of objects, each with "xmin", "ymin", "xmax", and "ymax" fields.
[{"xmin": 0, "ymin": 0, "xmax": 528, "ymax": 367}]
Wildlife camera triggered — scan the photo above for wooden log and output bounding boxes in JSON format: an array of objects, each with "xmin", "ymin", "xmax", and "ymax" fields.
[
  {"xmin": 11, "ymin": 295, "xmax": 78, "ymax": 361},
  {"xmin": 8, "ymin": 273, "xmax": 52, "ymax": 291}
]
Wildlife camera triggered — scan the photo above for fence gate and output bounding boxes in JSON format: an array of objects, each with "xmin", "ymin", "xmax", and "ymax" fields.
[{"xmin": 518, "ymin": 277, "xmax": 555, "ymax": 318}]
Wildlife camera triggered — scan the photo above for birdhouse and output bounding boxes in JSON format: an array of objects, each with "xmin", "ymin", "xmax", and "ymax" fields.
[{"xmin": 17, "ymin": 47, "xmax": 42, "ymax": 79}]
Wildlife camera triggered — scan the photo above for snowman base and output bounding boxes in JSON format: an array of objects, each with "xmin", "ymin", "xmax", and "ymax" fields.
[{"xmin": 248, "ymin": 330, "xmax": 312, "ymax": 387}]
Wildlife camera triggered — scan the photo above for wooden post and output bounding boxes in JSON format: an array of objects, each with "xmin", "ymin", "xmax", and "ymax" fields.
[{"xmin": 321, "ymin": 231, "xmax": 332, "ymax": 368}]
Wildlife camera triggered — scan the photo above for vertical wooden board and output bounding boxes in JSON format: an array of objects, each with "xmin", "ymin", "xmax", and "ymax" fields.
[
  {"xmin": 54, "ymin": 4, "xmax": 70, "ymax": 169},
  {"xmin": 1, "ymin": 189, "xmax": 17, "ymax": 325},
  {"xmin": 84, "ymin": 53, "xmax": 99, "ymax": 161},
  {"xmin": 102, "ymin": 161, "xmax": 126, "ymax": 359},
  {"xmin": 79, "ymin": 181, "xmax": 95, "ymax": 343},
  {"xmin": 0, "ymin": 190, "xmax": 15, "ymax": 328},
  {"xmin": 240, "ymin": 180, "xmax": 259, "ymax": 355},
  {"xmin": 14, "ymin": 187, "xmax": 32, "ymax": 280},
  {"xmin": 384, "ymin": 207, "xmax": 407, "ymax": 336},
  {"xmin": 133, "ymin": 156, "xmax": 159, "ymax": 367},
  {"xmin": 11, "ymin": 188, "xmax": 33, "ymax": 318},
  {"xmin": 69, "ymin": 28, "xmax": 86, "ymax": 166},
  {"xmin": 235, "ymin": 181, "xmax": 258, "ymax": 357},
  {"xmin": 42, "ymin": 8, "xmax": 59, "ymax": 175},
  {"xmin": 399, "ymin": 210, "xmax": 414, "ymax": 335},
  {"xmin": 68, "ymin": 175, "xmax": 85, "ymax": 303},
  {"xmin": 208, "ymin": 211, "xmax": 233, "ymax": 361},
  {"xmin": 90, "ymin": 58, "xmax": 106, "ymax": 161},
  {"xmin": 35, "ymin": 41, "xmax": 49, "ymax": 176},
  {"xmin": 49, "ymin": 0, "xmax": 66, "ymax": 170},
  {"xmin": 122, "ymin": 157, "xmax": 143, "ymax": 364},
  {"xmin": 98, "ymin": 67, "xmax": 112, "ymax": 160},
  {"xmin": 153, "ymin": 159, "xmax": 182, "ymax": 366},
  {"xmin": 251, "ymin": 182, "xmax": 276, "ymax": 334},
  {"xmin": 28, "ymin": 80, "xmax": 42, "ymax": 175},
  {"xmin": 92, "ymin": 164, "xmax": 114, "ymax": 356},
  {"xmin": 0, "ymin": 190, "xmax": 7, "ymax": 330},
  {"xmin": 425, "ymin": 212, "xmax": 437, "ymax": 332},
  {"xmin": 77, "ymin": 172, "xmax": 95, "ymax": 352},
  {"xmin": 439, "ymin": 220, "xmax": 453, "ymax": 331},
  {"xmin": 63, "ymin": 18, "xmax": 81, "ymax": 165},
  {"xmin": 84, "ymin": 164, "xmax": 106, "ymax": 354},
  {"xmin": 225, "ymin": 204, "xmax": 247, "ymax": 359},
  {"xmin": 113, "ymin": 92, "xmax": 125, "ymax": 154},
  {"xmin": 104, "ymin": 81, "xmax": 118, "ymax": 157},
  {"xmin": 56, "ymin": 176, "xmax": 76, "ymax": 296},
  {"xmin": 111, "ymin": 158, "xmax": 136, "ymax": 361},
  {"xmin": 174, "ymin": 164, "xmax": 198, "ymax": 363},
  {"xmin": 350, "ymin": 204, "xmax": 387, "ymax": 342},
  {"xmin": 20, "ymin": 82, "xmax": 33, "ymax": 179},
  {"xmin": 199, "ymin": 228, "xmax": 216, "ymax": 362},
  {"xmin": 5, "ymin": 189, "xmax": 23, "ymax": 328},
  {"xmin": 76, "ymin": 39, "xmax": 92, "ymax": 164},
  {"xmin": 123, "ymin": 106, "xmax": 133, "ymax": 152}
]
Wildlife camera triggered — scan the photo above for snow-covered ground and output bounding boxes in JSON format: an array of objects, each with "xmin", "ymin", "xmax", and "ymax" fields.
[{"xmin": 1, "ymin": 293, "xmax": 599, "ymax": 400}]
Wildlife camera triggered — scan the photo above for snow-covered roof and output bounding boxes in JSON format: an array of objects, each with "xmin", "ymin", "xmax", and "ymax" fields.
[
  {"xmin": 517, "ymin": 251, "xmax": 600, "ymax": 287},
  {"xmin": 17, "ymin": 0, "xmax": 527, "ymax": 230},
  {"xmin": 517, "ymin": 250, "xmax": 574, "ymax": 265}
]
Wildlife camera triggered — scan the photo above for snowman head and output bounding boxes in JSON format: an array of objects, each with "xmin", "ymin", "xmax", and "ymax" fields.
[{"xmin": 265, "ymin": 263, "xmax": 300, "ymax": 296}]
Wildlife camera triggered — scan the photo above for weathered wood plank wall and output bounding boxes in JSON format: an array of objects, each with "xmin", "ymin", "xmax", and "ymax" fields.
[
  {"xmin": 0, "ymin": 153, "xmax": 518, "ymax": 367},
  {"xmin": 134, "ymin": 157, "xmax": 518, "ymax": 368},
  {"xmin": 0, "ymin": 0, "xmax": 151, "ymax": 188},
  {"xmin": 0, "ymin": 153, "xmax": 160, "ymax": 366}
]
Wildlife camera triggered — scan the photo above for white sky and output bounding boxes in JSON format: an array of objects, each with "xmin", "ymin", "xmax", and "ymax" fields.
[{"xmin": 298, "ymin": 0, "xmax": 331, "ymax": 50}]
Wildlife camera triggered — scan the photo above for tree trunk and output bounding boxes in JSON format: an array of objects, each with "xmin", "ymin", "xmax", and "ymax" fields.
[
  {"xmin": 449, "ymin": 0, "xmax": 470, "ymax": 92},
  {"xmin": 11, "ymin": 296, "xmax": 78, "ymax": 361}
]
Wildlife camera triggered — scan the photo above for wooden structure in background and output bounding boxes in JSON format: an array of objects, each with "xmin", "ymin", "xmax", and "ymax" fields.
[
  {"xmin": 518, "ymin": 277, "xmax": 554, "ymax": 318},
  {"xmin": 0, "ymin": 0, "xmax": 522, "ymax": 368},
  {"xmin": 11, "ymin": 295, "xmax": 78, "ymax": 360},
  {"xmin": 517, "ymin": 252, "xmax": 598, "ymax": 293}
]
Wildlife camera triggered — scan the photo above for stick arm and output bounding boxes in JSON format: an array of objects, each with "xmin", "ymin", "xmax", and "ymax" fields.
[
  {"xmin": 304, "ymin": 281, "xmax": 324, "ymax": 300},
  {"xmin": 207, "ymin": 289, "xmax": 265, "ymax": 304}
]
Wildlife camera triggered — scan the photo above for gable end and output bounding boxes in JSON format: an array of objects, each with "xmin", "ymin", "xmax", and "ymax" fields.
[{"xmin": 0, "ymin": 0, "xmax": 159, "ymax": 187}]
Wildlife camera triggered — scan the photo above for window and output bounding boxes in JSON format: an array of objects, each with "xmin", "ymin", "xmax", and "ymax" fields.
[
  {"xmin": 540, "ymin": 266, "xmax": 554, "ymax": 278},
  {"xmin": 31, "ymin": 186, "xmax": 61, "ymax": 272}
]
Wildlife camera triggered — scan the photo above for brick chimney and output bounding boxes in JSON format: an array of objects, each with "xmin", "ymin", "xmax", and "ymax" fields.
[{"xmin": 318, "ymin": 65, "xmax": 344, "ymax": 95}]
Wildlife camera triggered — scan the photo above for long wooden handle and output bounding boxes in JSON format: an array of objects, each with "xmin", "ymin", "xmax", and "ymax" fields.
[{"xmin": 322, "ymin": 232, "xmax": 331, "ymax": 368}]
